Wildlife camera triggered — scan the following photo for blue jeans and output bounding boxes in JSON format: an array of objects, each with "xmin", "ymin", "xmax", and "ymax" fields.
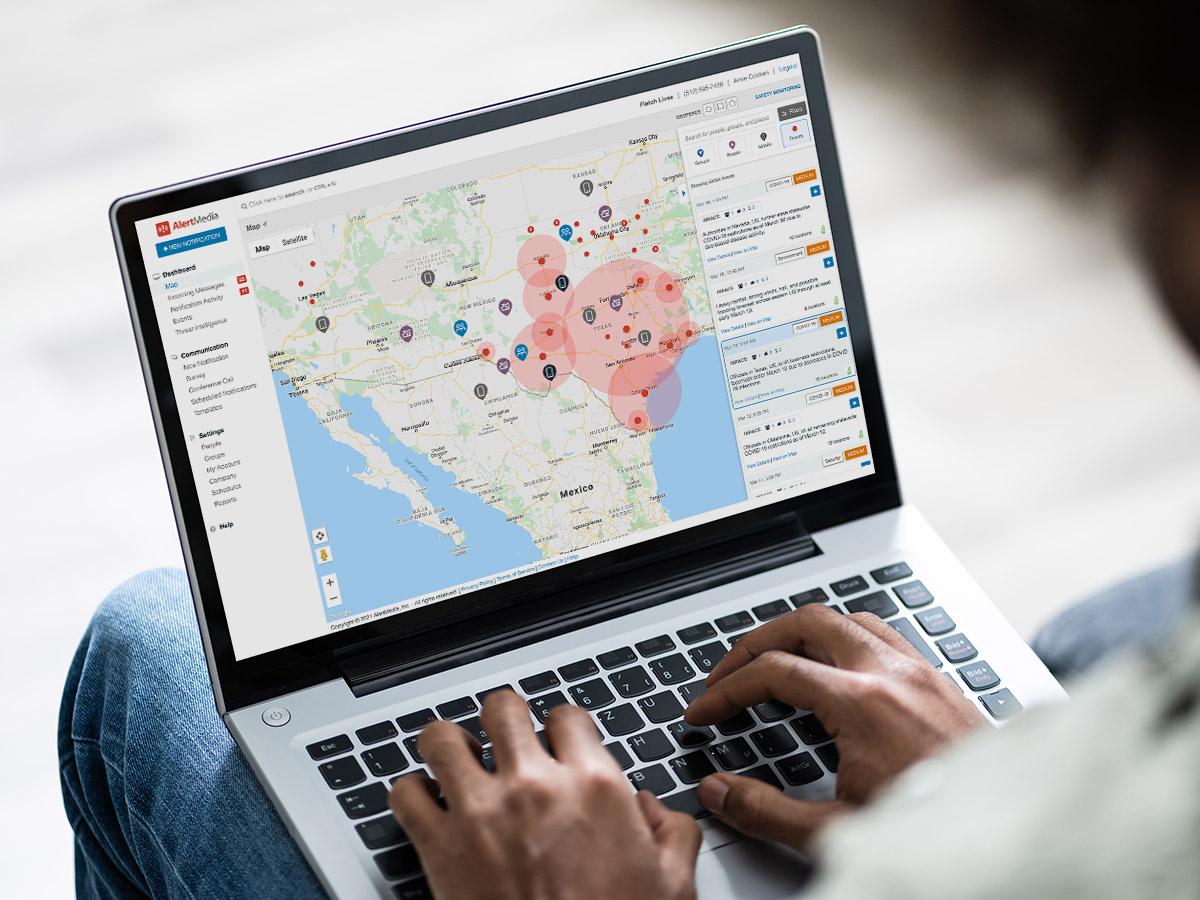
[{"xmin": 59, "ymin": 562, "xmax": 1194, "ymax": 899}]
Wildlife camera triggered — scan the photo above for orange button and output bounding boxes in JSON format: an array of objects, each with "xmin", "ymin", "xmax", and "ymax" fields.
[
  {"xmin": 819, "ymin": 310, "xmax": 844, "ymax": 327},
  {"xmin": 805, "ymin": 240, "xmax": 830, "ymax": 256},
  {"xmin": 792, "ymin": 169, "xmax": 817, "ymax": 185},
  {"xmin": 832, "ymin": 381, "xmax": 857, "ymax": 397},
  {"xmin": 844, "ymin": 445, "xmax": 868, "ymax": 461}
]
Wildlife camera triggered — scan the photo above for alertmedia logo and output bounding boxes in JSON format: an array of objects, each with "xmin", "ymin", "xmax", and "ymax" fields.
[{"xmin": 155, "ymin": 221, "xmax": 171, "ymax": 237}]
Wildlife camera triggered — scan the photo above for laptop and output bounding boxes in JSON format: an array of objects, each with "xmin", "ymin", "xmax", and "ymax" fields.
[{"xmin": 111, "ymin": 25, "xmax": 1066, "ymax": 899}]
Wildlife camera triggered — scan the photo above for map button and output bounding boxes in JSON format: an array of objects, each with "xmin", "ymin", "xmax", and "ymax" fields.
[
  {"xmin": 321, "ymin": 574, "xmax": 342, "ymax": 608},
  {"xmin": 311, "ymin": 526, "xmax": 329, "ymax": 546}
]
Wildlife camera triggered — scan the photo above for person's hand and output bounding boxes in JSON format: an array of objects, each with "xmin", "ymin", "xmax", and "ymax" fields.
[
  {"xmin": 389, "ymin": 690, "xmax": 701, "ymax": 900},
  {"xmin": 685, "ymin": 603, "xmax": 985, "ymax": 850}
]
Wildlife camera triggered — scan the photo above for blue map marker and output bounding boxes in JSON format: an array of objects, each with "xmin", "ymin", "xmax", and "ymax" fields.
[
  {"xmin": 559, "ymin": 224, "xmax": 573, "ymax": 241},
  {"xmin": 514, "ymin": 343, "xmax": 529, "ymax": 361},
  {"xmin": 453, "ymin": 319, "xmax": 468, "ymax": 337}
]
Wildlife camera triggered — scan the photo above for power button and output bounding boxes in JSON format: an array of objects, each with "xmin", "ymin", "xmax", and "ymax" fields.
[{"xmin": 262, "ymin": 706, "xmax": 291, "ymax": 727}]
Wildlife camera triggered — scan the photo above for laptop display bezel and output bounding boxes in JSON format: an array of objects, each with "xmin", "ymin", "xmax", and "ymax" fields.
[{"xmin": 112, "ymin": 27, "xmax": 901, "ymax": 713}]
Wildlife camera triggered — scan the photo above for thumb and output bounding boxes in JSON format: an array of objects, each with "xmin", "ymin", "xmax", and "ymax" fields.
[
  {"xmin": 697, "ymin": 773, "xmax": 843, "ymax": 852},
  {"xmin": 636, "ymin": 791, "xmax": 702, "ymax": 890}
]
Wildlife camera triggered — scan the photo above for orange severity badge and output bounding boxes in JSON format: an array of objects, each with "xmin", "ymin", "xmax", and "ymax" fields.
[
  {"xmin": 819, "ymin": 310, "xmax": 844, "ymax": 327},
  {"xmin": 805, "ymin": 240, "xmax": 831, "ymax": 256},
  {"xmin": 833, "ymin": 381, "xmax": 857, "ymax": 396},
  {"xmin": 844, "ymin": 445, "xmax": 868, "ymax": 461},
  {"xmin": 792, "ymin": 169, "xmax": 817, "ymax": 184}
]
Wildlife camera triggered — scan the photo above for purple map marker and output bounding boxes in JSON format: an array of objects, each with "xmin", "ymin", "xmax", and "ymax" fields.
[
  {"xmin": 497, "ymin": 357, "xmax": 511, "ymax": 375},
  {"xmin": 598, "ymin": 205, "xmax": 612, "ymax": 222},
  {"xmin": 399, "ymin": 325, "xmax": 413, "ymax": 343},
  {"xmin": 498, "ymin": 298, "xmax": 512, "ymax": 316},
  {"xmin": 729, "ymin": 140, "xmax": 736, "ymax": 149},
  {"xmin": 609, "ymin": 294, "xmax": 623, "ymax": 312}
]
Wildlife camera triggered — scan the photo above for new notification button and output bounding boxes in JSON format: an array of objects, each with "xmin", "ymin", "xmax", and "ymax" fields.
[{"xmin": 156, "ymin": 227, "xmax": 228, "ymax": 258}]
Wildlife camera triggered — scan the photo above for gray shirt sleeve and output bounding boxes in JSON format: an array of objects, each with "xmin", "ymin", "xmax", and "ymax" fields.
[{"xmin": 802, "ymin": 615, "xmax": 1200, "ymax": 900}]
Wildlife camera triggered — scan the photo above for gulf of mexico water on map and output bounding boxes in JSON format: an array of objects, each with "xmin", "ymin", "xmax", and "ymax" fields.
[
  {"xmin": 275, "ymin": 381, "xmax": 540, "ymax": 619},
  {"xmin": 649, "ymin": 335, "xmax": 747, "ymax": 520}
]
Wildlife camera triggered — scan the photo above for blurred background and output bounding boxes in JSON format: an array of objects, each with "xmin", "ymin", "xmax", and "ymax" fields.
[{"xmin": 4, "ymin": 0, "xmax": 1199, "ymax": 894}]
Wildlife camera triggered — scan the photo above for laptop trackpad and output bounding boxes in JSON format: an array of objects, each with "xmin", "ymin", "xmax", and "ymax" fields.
[{"xmin": 697, "ymin": 819, "xmax": 814, "ymax": 899}]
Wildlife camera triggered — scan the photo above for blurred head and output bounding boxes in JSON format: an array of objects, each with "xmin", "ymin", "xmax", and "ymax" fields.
[{"xmin": 943, "ymin": 0, "xmax": 1199, "ymax": 355}]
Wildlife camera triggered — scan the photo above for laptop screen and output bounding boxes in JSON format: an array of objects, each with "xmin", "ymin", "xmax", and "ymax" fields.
[{"xmin": 130, "ymin": 49, "xmax": 875, "ymax": 660}]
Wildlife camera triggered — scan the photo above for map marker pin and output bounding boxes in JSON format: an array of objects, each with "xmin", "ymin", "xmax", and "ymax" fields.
[
  {"xmin": 496, "ymin": 358, "xmax": 511, "ymax": 375},
  {"xmin": 542, "ymin": 363, "xmax": 558, "ymax": 382},
  {"xmin": 555, "ymin": 274, "xmax": 570, "ymax": 292},
  {"xmin": 582, "ymin": 307, "xmax": 596, "ymax": 325},
  {"xmin": 453, "ymin": 319, "xmax": 468, "ymax": 337},
  {"xmin": 609, "ymin": 295, "xmax": 623, "ymax": 312},
  {"xmin": 420, "ymin": 269, "xmax": 435, "ymax": 287},
  {"xmin": 637, "ymin": 329, "xmax": 652, "ymax": 346},
  {"xmin": 580, "ymin": 178, "xmax": 594, "ymax": 197},
  {"xmin": 399, "ymin": 325, "xmax": 414, "ymax": 343},
  {"xmin": 315, "ymin": 315, "xmax": 330, "ymax": 333},
  {"xmin": 473, "ymin": 383, "xmax": 488, "ymax": 400},
  {"xmin": 498, "ymin": 298, "xmax": 512, "ymax": 316},
  {"xmin": 598, "ymin": 205, "xmax": 612, "ymax": 222},
  {"xmin": 514, "ymin": 343, "xmax": 528, "ymax": 361}
]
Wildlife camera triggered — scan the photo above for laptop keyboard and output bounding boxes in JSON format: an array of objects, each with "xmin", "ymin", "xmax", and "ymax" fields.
[{"xmin": 302, "ymin": 561, "xmax": 1023, "ymax": 898}]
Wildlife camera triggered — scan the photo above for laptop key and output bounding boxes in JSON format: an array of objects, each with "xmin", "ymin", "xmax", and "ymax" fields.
[
  {"xmin": 890, "ymin": 618, "xmax": 943, "ymax": 668},
  {"xmin": 830, "ymin": 575, "xmax": 869, "ymax": 597},
  {"xmin": 662, "ymin": 787, "xmax": 711, "ymax": 819},
  {"xmin": 980, "ymin": 688, "xmax": 1023, "ymax": 720},
  {"xmin": 649, "ymin": 653, "xmax": 696, "ymax": 685},
  {"xmin": 789, "ymin": 587, "xmax": 829, "ymax": 608},
  {"xmin": 667, "ymin": 720, "xmax": 714, "ymax": 749},
  {"xmin": 711, "ymin": 737, "xmax": 758, "ymax": 771},
  {"xmin": 307, "ymin": 734, "xmax": 353, "ymax": 760},
  {"xmin": 605, "ymin": 742, "xmax": 635, "ymax": 770},
  {"xmin": 635, "ymin": 635, "xmax": 677, "ymax": 657},
  {"xmin": 476, "ymin": 685, "xmax": 515, "ymax": 704},
  {"xmin": 356, "ymin": 814, "xmax": 407, "ymax": 850},
  {"xmin": 529, "ymin": 691, "xmax": 570, "ymax": 724},
  {"xmin": 598, "ymin": 703, "xmax": 644, "ymax": 737},
  {"xmin": 375, "ymin": 844, "xmax": 422, "ymax": 880},
  {"xmin": 936, "ymin": 633, "xmax": 979, "ymax": 663},
  {"xmin": 776, "ymin": 752, "xmax": 823, "ymax": 786},
  {"xmin": 558, "ymin": 659, "xmax": 599, "ymax": 682},
  {"xmin": 791, "ymin": 714, "xmax": 831, "ymax": 746},
  {"xmin": 479, "ymin": 746, "xmax": 496, "ymax": 772},
  {"xmin": 435, "ymin": 696, "xmax": 478, "ymax": 720},
  {"xmin": 356, "ymin": 721, "xmax": 399, "ymax": 745},
  {"xmin": 609, "ymin": 666, "xmax": 655, "ymax": 698},
  {"xmin": 753, "ymin": 699, "xmax": 795, "ymax": 722},
  {"xmin": 320, "ymin": 756, "xmax": 367, "ymax": 789},
  {"xmin": 741, "ymin": 765, "xmax": 784, "ymax": 790},
  {"xmin": 751, "ymin": 725, "xmax": 799, "ymax": 757},
  {"xmin": 638, "ymin": 691, "xmax": 685, "ymax": 724},
  {"xmin": 815, "ymin": 742, "xmax": 840, "ymax": 773},
  {"xmin": 677, "ymin": 622, "xmax": 717, "ymax": 645},
  {"xmin": 397, "ymin": 710, "xmax": 437, "ymax": 733},
  {"xmin": 687, "ymin": 641, "xmax": 728, "ymax": 673},
  {"xmin": 337, "ymin": 782, "xmax": 390, "ymax": 819},
  {"xmin": 870, "ymin": 562, "xmax": 913, "ymax": 584},
  {"xmin": 403, "ymin": 734, "xmax": 422, "ymax": 763},
  {"xmin": 751, "ymin": 599, "xmax": 791, "ymax": 621},
  {"xmin": 518, "ymin": 671, "xmax": 561, "ymax": 694},
  {"xmin": 597, "ymin": 646, "xmax": 637, "ymax": 669},
  {"xmin": 844, "ymin": 591, "xmax": 899, "ymax": 619},
  {"xmin": 957, "ymin": 660, "xmax": 1001, "ymax": 691},
  {"xmin": 894, "ymin": 580, "xmax": 934, "ymax": 609},
  {"xmin": 569, "ymin": 678, "xmax": 616, "ymax": 710},
  {"xmin": 456, "ymin": 716, "xmax": 489, "ymax": 745},
  {"xmin": 716, "ymin": 710, "xmax": 756, "ymax": 735},
  {"xmin": 678, "ymin": 681, "xmax": 707, "ymax": 705},
  {"xmin": 915, "ymin": 606, "xmax": 955, "ymax": 636},
  {"xmin": 393, "ymin": 878, "xmax": 434, "ymax": 900},
  {"xmin": 727, "ymin": 635, "xmax": 746, "ymax": 647},
  {"xmin": 628, "ymin": 729, "xmax": 675, "ymax": 762},
  {"xmin": 628, "ymin": 763, "xmax": 676, "ymax": 796},
  {"xmin": 362, "ymin": 743, "xmax": 409, "ymax": 778},
  {"xmin": 715, "ymin": 611, "xmax": 754, "ymax": 633},
  {"xmin": 669, "ymin": 751, "xmax": 717, "ymax": 784}
]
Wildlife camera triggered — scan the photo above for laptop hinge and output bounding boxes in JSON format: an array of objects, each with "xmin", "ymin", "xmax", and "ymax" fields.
[{"xmin": 337, "ymin": 513, "xmax": 819, "ymax": 697}]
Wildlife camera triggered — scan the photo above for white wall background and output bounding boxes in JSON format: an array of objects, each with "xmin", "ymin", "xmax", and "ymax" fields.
[{"xmin": 3, "ymin": 1, "xmax": 1199, "ymax": 896}]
